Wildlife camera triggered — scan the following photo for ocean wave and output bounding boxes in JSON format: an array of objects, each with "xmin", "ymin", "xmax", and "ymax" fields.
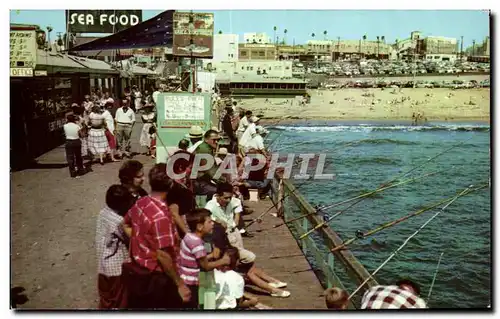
[
  {"xmin": 345, "ymin": 156, "xmax": 402, "ymax": 165},
  {"xmin": 271, "ymin": 124, "xmax": 490, "ymax": 133}
]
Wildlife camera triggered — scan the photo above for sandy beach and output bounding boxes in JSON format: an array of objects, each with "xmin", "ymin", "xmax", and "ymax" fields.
[{"xmin": 239, "ymin": 82, "xmax": 490, "ymax": 124}]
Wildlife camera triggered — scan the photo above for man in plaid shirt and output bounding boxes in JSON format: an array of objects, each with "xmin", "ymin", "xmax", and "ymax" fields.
[
  {"xmin": 122, "ymin": 163, "xmax": 191, "ymax": 309},
  {"xmin": 361, "ymin": 279, "xmax": 427, "ymax": 309}
]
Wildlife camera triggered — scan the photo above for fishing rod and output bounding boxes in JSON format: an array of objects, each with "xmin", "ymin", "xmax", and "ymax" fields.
[
  {"xmin": 274, "ymin": 170, "xmax": 440, "ymax": 230},
  {"xmin": 289, "ymin": 170, "xmax": 441, "ymax": 238},
  {"xmin": 348, "ymin": 185, "xmax": 475, "ymax": 300},
  {"xmin": 275, "ymin": 136, "xmax": 473, "ymax": 234},
  {"xmin": 330, "ymin": 184, "xmax": 488, "ymax": 252},
  {"xmin": 426, "ymin": 252, "xmax": 444, "ymax": 305}
]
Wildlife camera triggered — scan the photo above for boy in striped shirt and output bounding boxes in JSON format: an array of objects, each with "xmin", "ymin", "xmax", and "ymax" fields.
[{"xmin": 180, "ymin": 208, "xmax": 230, "ymax": 309}]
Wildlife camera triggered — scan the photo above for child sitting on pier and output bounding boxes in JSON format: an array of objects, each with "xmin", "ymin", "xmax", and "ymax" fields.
[
  {"xmin": 180, "ymin": 208, "xmax": 231, "ymax": 309},
  {"xmin": 324, "ymin": 287, "xmax": 349, "ymax": 310}
]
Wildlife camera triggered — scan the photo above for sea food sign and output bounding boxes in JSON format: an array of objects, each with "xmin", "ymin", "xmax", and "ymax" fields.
[
  {"xmin": 10, "ymin": 27, "xmax": 37, "ymax": 77},
  {"xmin": 66, "ymin": 10, "xmax": 142, "ymax": 33},
  {"xmin": 173, "ymin": 11, "xmax": 214, "ymax": 58}
]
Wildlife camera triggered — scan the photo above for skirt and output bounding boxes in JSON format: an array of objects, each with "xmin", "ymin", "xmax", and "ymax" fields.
[
  {"xmin": 81, "ymin": 137, "xmax": 89, "ymax": 157},
  {"xmin": 105, "ymin": 129, "xmax": 117, "ymax": 150},
  {"xmin": 88, "ymin": 128, "xmax": 110, "ymax": 155},
  {"xmin": 140, "ymin": 123, "xmax": 153, "ymax": 147}
]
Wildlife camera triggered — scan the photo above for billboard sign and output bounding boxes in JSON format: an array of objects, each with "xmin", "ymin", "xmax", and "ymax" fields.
[
  {"xmin": 173, "ymin": 11, "xmax": 214, "ymax": 58},
  {"xmin": 10, "ymin": 27, "xmax": 37, "ymax": 77},
  {"xmin": 66, "ymin": 10, "xmax": 142, "ymax": 33}
]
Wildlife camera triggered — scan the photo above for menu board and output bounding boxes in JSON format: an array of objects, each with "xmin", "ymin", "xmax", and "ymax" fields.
[
  {"xmin": 10, "ymin": 30, "xmax": 37, "ymax": 76},
  {"xmin": 164, "ymin": 95, "xmax": 205, "ymax": 120}
]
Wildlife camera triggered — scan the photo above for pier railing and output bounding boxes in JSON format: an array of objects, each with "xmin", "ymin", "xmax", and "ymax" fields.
[{"xmin": 272, "ymin": 177, "xmax": 378, "ymax": 308}]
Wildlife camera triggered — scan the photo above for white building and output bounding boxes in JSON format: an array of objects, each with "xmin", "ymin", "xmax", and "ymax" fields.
[
  {"xmin": 213, "ymin": 34, "xmax": 239, "ymax": 62},
  {"xmin": 213, "ymin": 60, "xmax": 293, "ymax": 78},
  {"xmin": 243, "ymin": 32, "xmax": 272, "ymax": 44}
]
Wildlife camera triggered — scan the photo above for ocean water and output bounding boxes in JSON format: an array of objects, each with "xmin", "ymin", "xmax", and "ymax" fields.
[{"xmin": 267, "ymin": 121, "xmax": 491, "ymax": 309}]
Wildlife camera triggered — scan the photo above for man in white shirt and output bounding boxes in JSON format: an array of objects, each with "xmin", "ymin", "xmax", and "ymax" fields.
[
  {"xmin": 114, "ymin": 99, "xmax": 136, "ymax": 158},
  {"xmin": 63, "ymin": 114, "xmax": 84, "ymax": 178},
  {"xmin": 239, "ymin": 116, "xmax": 259, "ymax": 149},
  {"xmin": 236, "ymin": 111, "xmax": 252, "ymax": 140},
  {"xmin": 245, "ymin": 125, "xmax": 268, "ymax": 153},
  {"xmin": 205, "ymin": 182, "xmax": 255, "ymax": 264}
]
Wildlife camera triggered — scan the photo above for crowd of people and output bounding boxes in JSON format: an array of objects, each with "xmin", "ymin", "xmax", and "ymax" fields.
[
  {"xmin": 74, "ymin": 88, "xmax": 427, "ymax": 310},
  {"xmin": 62, "ymin": 86, "xmax": 164, "ymax": 178},
  {"xmin": 96, "ymin": 160, "xmax": 290, "ymax": 310}
]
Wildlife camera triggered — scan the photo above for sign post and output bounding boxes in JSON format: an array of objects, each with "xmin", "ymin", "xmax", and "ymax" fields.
[{"xmin": 155, "ymin": 92, "xmax": 212, "ymax": 163}]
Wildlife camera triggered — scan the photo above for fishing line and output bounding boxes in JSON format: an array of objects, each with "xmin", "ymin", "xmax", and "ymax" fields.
[
  {"xmin": 330, "ymin": 183, "xmax": 488, "ymax": 252},
  {"xmin": 295, "ymin": 170, "xmax": 442, "ymax": 239},
  {"xmin": 426, "ymin": 252, "xmax": 444, "ymax": 305},
  {"xmin": 348, "ymin": 185, "xmax": 476, "ymax": 299}
]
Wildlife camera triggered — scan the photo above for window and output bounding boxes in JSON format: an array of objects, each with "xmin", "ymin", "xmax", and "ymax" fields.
[{"xmin": 259, "ymin": 51, "xmax": 265, "ymax": 57}]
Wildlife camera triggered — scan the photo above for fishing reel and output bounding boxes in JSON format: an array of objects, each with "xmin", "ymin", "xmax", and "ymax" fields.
[{"xmin": 355, "ymin": 230, "xmax": 365, "ymax": 239}]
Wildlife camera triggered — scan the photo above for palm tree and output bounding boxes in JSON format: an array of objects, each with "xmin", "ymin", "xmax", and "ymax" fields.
[
  {"xmin": 362, "ymin": 34, "xmax": 367, "ymax": 57},
  {"xmin": 273, "ymin": 26, "xmax": 277, "ymax": 45},
  {"xmin": 381, "ymin": 36, "xmax": 385, "ymax": 58},
  {"xmin": 284, "ymin": 29, "xmax": 288, "ymax": 45},
  {"xmin": 323, "ymin": 30, "xmax": 327, "ymax": 40},
  {"xmin": 376, "ymin": 36, "xmax": 380, "ymax": 59}
]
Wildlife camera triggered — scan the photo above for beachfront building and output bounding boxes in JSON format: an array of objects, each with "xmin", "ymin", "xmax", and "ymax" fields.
[
  {"xmin": 243, "ymin": 32, "xmax": 272, "ymax": 44},
  {"xmin": 216, "ymin": 74, "xmax": 307, "ymax": 97},
  {"xmin": 276, "ymin": 44, "xmax": 307, "ymax": 60},
  {"xmin": 239, "ymin": 43, "xmax": 277, "ymax": 60},
  {"xmin": 213, "ymin": 34, "xmax": 239, "ymax": 62},
  {"xmin": 212, "ymin": 60, "xmax": 293, "ymax": 78},
  {"xmin": 306, "ymin": 39, "xmax": 396, "ymax": 61},
  {"xmin": 422, "ymin": 36, "xmax": 458, "ymax": 55}
]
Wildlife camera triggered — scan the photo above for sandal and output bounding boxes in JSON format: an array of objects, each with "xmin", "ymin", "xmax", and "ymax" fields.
[
  {"xmin": 270, "ymin": 290, "xmax": 290, "ymax": 298},
  {"xmin": 269, "ymin": 282, "xmax": 287, "ymax": 289}
]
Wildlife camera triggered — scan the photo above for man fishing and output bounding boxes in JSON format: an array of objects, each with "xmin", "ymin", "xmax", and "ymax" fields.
[{"xmin": 360, "ymin": 279, "xmax": 427, "ymax": 309}]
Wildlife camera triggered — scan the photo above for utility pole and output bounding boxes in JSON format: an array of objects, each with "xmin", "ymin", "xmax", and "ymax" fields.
[
  {"xmin": 337, "ymin": 36, "xmax": 340, "ymax": 61},
  {"xmin": 460, "ymin": 35, "xmax": 464, "ymax": 61}
]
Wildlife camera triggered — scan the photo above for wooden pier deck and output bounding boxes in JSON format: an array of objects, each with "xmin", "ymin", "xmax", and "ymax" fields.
[{"xmin": 241, "ymin": 199, "xmax": 326, "ymax": 309}]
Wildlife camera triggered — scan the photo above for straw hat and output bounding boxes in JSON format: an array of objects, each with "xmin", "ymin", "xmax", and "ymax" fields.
[
  {"xmin": 217, "ymin": 147, "xmax": 228, "ymax": 156},
  {"xmin": 211, "ymin": 126, "xmax": 220, "ymax": 132},
  {"xmin": 185, "ymin": 126, "xmax": 204, "ymax": 139}
]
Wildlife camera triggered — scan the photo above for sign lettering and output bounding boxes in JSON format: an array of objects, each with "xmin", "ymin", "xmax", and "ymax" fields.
[
  {"xmin": 10, "ymin": 30, "xmax": 37, "ymax": 70},
  {"xmin": 10, "ymin": 67, "xmax": 33, "ymax": 77},
  {"xmin": 66, "ymin": 10, "xmax": 142, "ymax": 33}
]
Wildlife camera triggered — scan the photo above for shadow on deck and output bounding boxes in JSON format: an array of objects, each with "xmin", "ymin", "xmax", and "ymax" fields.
[{"xmin": 241, "ymin": 199, "xmax": 326, "ymax": 310}]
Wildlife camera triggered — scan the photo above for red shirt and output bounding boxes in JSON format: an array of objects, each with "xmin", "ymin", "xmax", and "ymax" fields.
[{"xmin": 124, "ymin": 196, "xmax": 180, "ymax": 272}]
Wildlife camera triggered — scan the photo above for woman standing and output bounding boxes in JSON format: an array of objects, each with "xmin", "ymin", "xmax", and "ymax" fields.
[
  {"xmin": 139, "ymin": 104, "xmax": 156, "ymax": 156},
  {"xmin": 102, "ymin": 102, "xmax": 119, "ymax": 162},
  {"xmin": 63, "ymin": 114, "xmax": 85, "ymax": 178},
  {"xmin": 88, "ymin": 106, "xmax": 110, "ymax": 165}
]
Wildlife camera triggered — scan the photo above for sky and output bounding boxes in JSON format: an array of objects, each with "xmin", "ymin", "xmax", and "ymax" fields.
[{"xmin": 9, "ymin": 9, "xmax": 490, "ymax": 47}]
